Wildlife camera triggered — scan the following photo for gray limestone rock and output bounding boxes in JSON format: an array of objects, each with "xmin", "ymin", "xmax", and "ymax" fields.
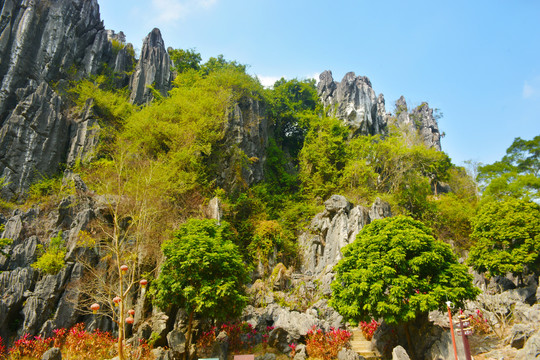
[
  {"xmin": 515, "ymin": 331, "xmax": 540, "ymax": 359},
  {"xmin": 299, "ymin": 196, "xmax": 391, "ymax": 280},
  {"xmin": 392, "ymin": 346, "xmax": 410, "ymax": 360},
  {"xmin": 257, "ymin": 353, "xmax": 277, "ymax": 360},
  {"xmin": 0, "ymin": 82, "xmax": 70, "ymax": 198},
  {"xmin": 212, "ymin": 331, "xmax": 229, "ymax": 360},
  {"xmin": 394, "ymin": 96, "xmax": 441, "ymax": 151},
  {"xmin": 318, "ymin": 71, "xmax": 388, "ymax": 136},
  {"xmin": 218, "ymin": 96, "xmax": 268, "ymax": 189},
  {"xmin": 129, "ymin": 28, "xmax": 171, "ymax": 105},
  {"xmin": 41, "ymin": 347, "xmax": 62, "ymax": 360},
  {"xmin": 338, "ymin": 348, "xmax": 364, "ymax": 360},
  {"xmin": 66, "ymin": 98, "xmax": 101, "ymax": 167},
  {"xmin": 508, "ymin": 324, "xmax": 536, "ymax": 349}
]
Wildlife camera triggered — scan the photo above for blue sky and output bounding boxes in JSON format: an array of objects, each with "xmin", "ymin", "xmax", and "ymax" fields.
[{"xmin": 99, "ymin": 0, "xmax": 540, "ymax": 167}]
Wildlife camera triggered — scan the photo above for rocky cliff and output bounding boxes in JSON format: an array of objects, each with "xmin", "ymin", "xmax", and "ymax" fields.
[
  {"xmin": 395, "ymin": 96, "xmax": 442, "ymax": 151},
  {"xmin": 129, "ymin": 28, "xmax": 172, "ymax": 105},
  {"xmin": 0, "ymin": 0, "xmax": 119, "ymax": 198},
  {"xmin": 318, "ymin": 71, "xmax": 389, "ymax": 136},
  {"xmin": 318, "ymin": 71, "xmax": 442, "ymax": 151}
]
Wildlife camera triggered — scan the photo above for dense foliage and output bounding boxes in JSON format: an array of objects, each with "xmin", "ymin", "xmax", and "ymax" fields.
[
  {"xmin": 467, "ymin": 198, "xmax": 540, "ymax": 279},
  {"xmin": 153, "ymin": 219, "xmax": 249, "ymax": 319},
  {"xmin": 330, "ymin": 216, "xmax": 479, "ymax": 325},
  {"xmin": 31, "ymin": 231, "xmax": 66, "ymax": 275},
  {"xmin": 478, "ymin": 135, "xmax": 539, "ymax": 202}
]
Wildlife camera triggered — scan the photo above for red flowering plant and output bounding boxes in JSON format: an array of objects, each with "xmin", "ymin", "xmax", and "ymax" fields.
[
  {"xmin": 305, "ymin": 326, "xmax": 352, "ymax": 360},
  {"xmin": 359, "ymin": 319, "xmax": 379, "ymax": 341},
  {"xmin": 0, "ymin": 336, "xmax": 6, "ymax": 360},
  {"xmin": 8, "ymin": 333, "xmax": 53, "ymax": 359},
  {"xmin": 197, "ymin": 321, "xmax": 265, "ymax": 356},
  {"xmin": 288, "ymin": 343, "xmax": 297, "ymax": 360},
  {"xmin": 469, "ymin": 309, "xmax": 490, "ymax": 335}
]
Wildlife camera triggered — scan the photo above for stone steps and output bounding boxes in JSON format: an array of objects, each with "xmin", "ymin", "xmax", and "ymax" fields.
[{"xmin": 350, "ymin": 329, "xmax": 378, "ymax": 359}]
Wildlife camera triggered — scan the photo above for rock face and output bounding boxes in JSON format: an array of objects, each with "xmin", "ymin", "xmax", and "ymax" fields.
[
  {"xmin": 299, "ymin": 195, "xmax": 391, "ymax": 288},
  {"xmin": 318, "ymin": 71, "xmax": 389, "ymax": 135},
  {"xmin": 318, "ymin": 71, "xmax": 442, "ymax": 151},
  {"xmin": 218, "ymin": 97, "xmax": 268, "ymax": 188},
  {"xmin": 0, "ymin": 0, "xmax": 134, "ymax": 198},
  {"xmin": 129, "ymin": 28, "xmax": 172, "ymax": 105},
  {"xmin": 395, "ymin": 96, "xmax": 441, "ymax": 151}
]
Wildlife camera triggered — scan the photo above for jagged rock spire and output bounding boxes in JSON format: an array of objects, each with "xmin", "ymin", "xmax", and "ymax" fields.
[
  {"xmin": 317, "ymin": 70, "xmax": 388, "ymax": 136},
  {"xmin": 129, "ymin": 28, "xmax": 172, "ymax": 105}
]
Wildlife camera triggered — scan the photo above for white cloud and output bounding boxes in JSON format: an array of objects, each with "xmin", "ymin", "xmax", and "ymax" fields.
[
  {"xmin": 257, "ymin": 75, "xmax": 284, "ymax": 88},
  {"xmin": 306, "ymin": 72, "xmax": 320, "ymax": 83},
  {"xmin": 523, "ymin": 81, "xmax": 535, "ymax": 99},
  {"xmin": 523, "ymin": 76, "xmax": 540, "ymax": 99},
  {"xmin": 151, "ymin": 0, "xmax": 217, "ymax": 23}
]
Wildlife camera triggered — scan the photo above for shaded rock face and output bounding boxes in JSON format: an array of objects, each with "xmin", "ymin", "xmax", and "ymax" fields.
[
  {"xmin": 395, "ymin": 96, "xmax": 441, "ymax": 151},
  {"xmin": 318, "ymin": 71, "xmax": 389, "ymax": 136},
  {"xmin": 129, "ymin": 28, "xmax": 172, "ymax": 105},
  {"xmin": 0, "ymin": 0, "xmax": 131, "ymax": 198},
  {"xmin": 0, "ymin": 191, "xmax": 98, "ymax": 340},
  {"xmin": 215, "ymin": 96, "xmax": 268, "ymax": 189},
  {"xmin": 299, "ymin": 195, "xmax": 391, "ymax": 280}
]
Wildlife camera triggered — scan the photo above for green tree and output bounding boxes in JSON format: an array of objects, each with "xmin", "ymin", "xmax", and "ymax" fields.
[
  {"xmin": 478, "ymin": 135, "xmax": 540, "ymax": 201},
  {"xmin": 330, "ymin": 216, "xmax": 479, "ymax": 354},
  {"xmin": 169, "ymin": 48, "xmax": 202, "ymax": 74},
  {"xmin": 467, "ymin": 198, "xmax": 540, "ymax": 281},
  {"xmin": 153, "ymin": 219, "xmax": 249, "ymax": 359},
  {"xmin": 266, "ymin": 78, "xmax": 319, "ymax": 159}
]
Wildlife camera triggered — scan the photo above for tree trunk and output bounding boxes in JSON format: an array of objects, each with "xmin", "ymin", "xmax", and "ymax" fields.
[
  {"xmin": 184, "ymin": 311, "xmax": 194, "ymax": 360},
  {"xmin": 404, "ymin": 322, "xmax": 415, "ymax": 360},
  {"xmin": 118, "ymin": 300, "xmax": 125, "ymax": 360}
]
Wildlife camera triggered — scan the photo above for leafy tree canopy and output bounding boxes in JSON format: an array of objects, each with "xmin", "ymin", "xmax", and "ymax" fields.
[
  {"xmin": 169, "ymin": 48, "xmax": 202, "ymax": 74},
  {"xmin": 478, "ymin": 135, "xmax": 540, "ymax": 201},
  {"xmin": 330, "ymin": 216, "xmax": 479, "ymax": 325},
  {"xmin": 467, "ymin": 198, "xmax": 540, "ymax": 279},
  {"xmin": 152, "ymin": 218, "xmax": 249, "ymax": 320}
]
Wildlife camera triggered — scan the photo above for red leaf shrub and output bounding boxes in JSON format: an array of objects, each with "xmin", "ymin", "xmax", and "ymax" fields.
[
  {"xmin": 359, "ymin": 319, "xmax": 379, "ymax": 341},
  {"xmin": 8, "ymin": 333, "xmax": 53, "ymax": 359},
  {"xmin": 305, "ymin": 326, "xmax": 351, "ymax": 360}
]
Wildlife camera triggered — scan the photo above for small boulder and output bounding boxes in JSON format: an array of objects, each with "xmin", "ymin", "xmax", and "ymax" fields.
[
  {"xmin": 508, "ymin": 324, "xmax": 536, "ymax": 349},
  {"xmin": 41, "ymin": 347, "xmax": 62, "ymax": 360},
  {"xmin": 515, "ymin": 332, "xmax": 540, "ymax": 360},
  {"xmin": 392, "ymin": 345, "xmax": 410, "ymax": 360},
  {"xmin": 337, "ymin": 348, "xmax": 364, "ymax": 360}
]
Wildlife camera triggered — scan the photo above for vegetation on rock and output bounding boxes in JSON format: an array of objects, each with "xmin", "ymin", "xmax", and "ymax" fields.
[
  {"xmin": 467, "ymin": 198, "xmax": 540, "ymax": 280},
  {"xmin": 330, "ymin": 216, "xmax": 479, "ymax": 324}
]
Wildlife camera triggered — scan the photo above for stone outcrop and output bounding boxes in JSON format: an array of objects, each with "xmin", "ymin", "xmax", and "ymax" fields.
[
  {"xmin": 129, "ymin": 28, "xmax": 172, "ymax": 105},
  {"xmin": 0, "ymin": 0, "xmax": 135, "ymax": 198},
  {"xmin": 215, "ymin": 96, "xmax": 268, "ymax": 189},
  {"xmin": 299, "ymin": 195, "xmax": 391, "ymax": 286},
  {"xmin": 395, "ymin": 96, "xmax": 441, "ymax": 151},
  {"xmin": 318, "ymin": 71, "xmax": 389, "ymax": 135},
  {"xmin": 318, "ymin": 71, "xmax": 442, "ymax": 151}
]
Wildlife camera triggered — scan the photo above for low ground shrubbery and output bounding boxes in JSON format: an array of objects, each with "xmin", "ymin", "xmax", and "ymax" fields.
[{"xmin": 3, "ymin": 323, "xmax": 151, "ymax": 360}]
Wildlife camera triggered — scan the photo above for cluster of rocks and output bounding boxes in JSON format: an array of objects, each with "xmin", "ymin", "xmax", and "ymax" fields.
[
  {"xmin": 0, "ymin": 0, "xmax": 268, "ymax": 199},
  {"xmin": 317, "ymin": 71, "xmax": 442, "ymax": 151}
]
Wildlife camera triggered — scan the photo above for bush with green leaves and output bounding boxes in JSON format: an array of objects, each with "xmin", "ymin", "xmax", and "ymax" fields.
[
  {"xmin": 152, "ymin": 219, "xmax": 249, "ymax": 356},
  {"xmin": 330, "ymin": 216, "xmax": 479, "ymax": 325},
  {"xmin": 467, "ymin": 198, "xmax": 540, "ymax": 281},
  {"xmin": 478, "ymin": 135, "xmax": 539, "ymax": 202},
  {"xmin": 32, "ymin": 231, "xmax": 66, "ymax": 275}
]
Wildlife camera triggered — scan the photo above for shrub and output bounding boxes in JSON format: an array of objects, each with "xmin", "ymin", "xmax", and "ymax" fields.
[
  {"xmin": 0, "ymin": 336, "xmax": 6, "ymax": 360},
  {"xmin": 469, "ymin": 310, "xmax": 490, "ymax": 335},
  {"xmin": 32, "ymin": 231, "xmax": 66, "ymax": 275},
  {"xmin": 8, "ymin": 334, "xmax": 53, "ymax": 359},
  {"xmin": 305, "ymin": 326, "xmax": 351, "ymax": 360},
  {"xmin": 359, "ymin": 320, "xmax": 379, "ymax": 341}
]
